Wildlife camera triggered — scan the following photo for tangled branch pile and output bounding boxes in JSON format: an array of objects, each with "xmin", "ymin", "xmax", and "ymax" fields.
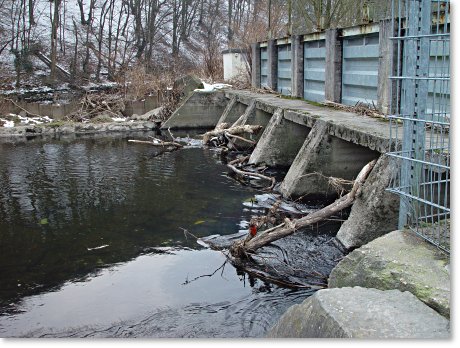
[
  {"xmin": 67, "ymin": 93, "xmax": 125, "ymax": 122},
  {"xmin": 229, "ymin": 160, "xmax": 376, "ymax": 259}
]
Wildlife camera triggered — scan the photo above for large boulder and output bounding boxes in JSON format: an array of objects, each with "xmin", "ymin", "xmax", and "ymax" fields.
[
  {"xmin": 173, "ymin": 74, "xmax": 204, "ymax": 99},
  {"xmin": 267, "ymin": 287, "xmax": 450, "ymax": 338},
  {"xmin": 129, "ymin": 106, "xmax": 164, "ymax": 121},
  {"xmin": 329, "ymin": 230, "xmax": 450, "ymax": 318}
]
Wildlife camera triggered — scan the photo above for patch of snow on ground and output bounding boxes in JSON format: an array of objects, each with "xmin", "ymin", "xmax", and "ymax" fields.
[
  {"xmin": 194, "ymin": 82, "xmax": 232, "ymax": 92},
  {"xmin": 112, "ymin": 117, "xmax": 127, "ymax": 122},
  {"xmin": 0, "ymin": 119, "xmax": 14, "ymax": 128}
]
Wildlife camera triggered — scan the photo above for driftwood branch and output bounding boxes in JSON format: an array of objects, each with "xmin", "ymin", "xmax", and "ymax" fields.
[
  {"xmin": 202, "ymin": 124, "xmax": 262, "ymax": 144},
  {"xmin": 226, "ymin": 156, "xmax": 276, "ymax": 190},
  {"xmin": 128, "ymin": 139, "xmax": 183, "ymax": 148},
  {"xmin": 2, "ymin": 97, "xmax": 43, "ymax": 118},
  {"xmin": 230, "ymin": 160, "xmax": 377, "ymax": 258}
]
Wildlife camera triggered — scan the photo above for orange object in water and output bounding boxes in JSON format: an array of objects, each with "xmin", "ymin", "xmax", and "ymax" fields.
[{"xmin": 249, "ymin": 225, "xmax": 257, "ymax": 236}]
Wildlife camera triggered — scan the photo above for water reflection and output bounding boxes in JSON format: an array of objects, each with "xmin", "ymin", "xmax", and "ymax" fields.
[
  {"xmin": 0, "ymin": 134, "xmax": 257, "ymax": 306},
  {"xmin": 0, "ymin": 132, "xmax": 340, "ymax": 338}
]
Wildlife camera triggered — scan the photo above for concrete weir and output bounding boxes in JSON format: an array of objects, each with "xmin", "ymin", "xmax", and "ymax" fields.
[{"xmin": 163, "ymin": 89, "xmax": 401, "ymax": 250}]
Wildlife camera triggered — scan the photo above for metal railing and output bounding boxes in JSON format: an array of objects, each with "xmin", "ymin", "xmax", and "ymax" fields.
[{"xmin": 387, "ymin": 0, "xmax": 450, "ymax": 253}]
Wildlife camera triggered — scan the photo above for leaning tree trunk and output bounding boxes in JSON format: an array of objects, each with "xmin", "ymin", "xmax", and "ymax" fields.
[{"xmin": 230, "ymin": 160, "xmax": 377, "ymax": 258}]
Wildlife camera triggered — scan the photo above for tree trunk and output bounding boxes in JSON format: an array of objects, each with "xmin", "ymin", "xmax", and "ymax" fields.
[
  {"xmin": 230, "ymin": 160, "xmax": 377, "ymax": 257},
  {"xmin": 50, "ymin": 0, "xmax": 61, "ymax": 82}
]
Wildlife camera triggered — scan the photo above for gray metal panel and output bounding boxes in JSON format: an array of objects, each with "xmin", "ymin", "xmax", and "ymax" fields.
[
  {"xmin": 303, "ymin": 40, "xmax": 326, "ymax": 102},
  {"xmin": 342, "ymin": 33, "xmax": 379, "ymax": 106},
  {"xmin": 260, "ymin": 47, "xmax": 268, "ymax": 88},
  {"xmin": 277, "ymin": 44, "xmax": 291, "ymax": 95}
]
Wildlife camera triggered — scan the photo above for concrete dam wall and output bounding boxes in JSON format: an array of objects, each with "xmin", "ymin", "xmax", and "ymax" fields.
[{"xmin": 163, "ymin": 89, "xmax": 400, "ymax": 251}]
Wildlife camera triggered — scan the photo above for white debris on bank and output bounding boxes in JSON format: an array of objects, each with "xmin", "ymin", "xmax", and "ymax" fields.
[
  {"xmin": 1, "ymin": 114, "xmax": 54, "ymax": 127},
  {"xmin": 194, "ymin": 82, "xmax": 232, "ymax": 92},
  {"xmin": 16, "ymin": 114, "xmax": 53, "ymax": 125},
  {"xmin": 111, "ymin": 117, "xmax": 127, "ymax": 122},
  {"xmin": 0, "ymin": 118, "xmax": 14, "ymax": 128}
]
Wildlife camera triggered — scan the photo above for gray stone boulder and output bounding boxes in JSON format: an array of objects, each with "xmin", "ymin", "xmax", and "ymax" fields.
[
  {"xmin": 173, "ymin": 74, "xmax": 204, "ymax": 99},
  {"xmin": 329, "ymin": 230, "xmax": 450, "ymax": 318},
  {"xmin": 336, "ymin": 154, "xmax": 400, "ymax": 250},
  {"xmin": 267, "ymin": 287, "xmax": 450, "ymax": 338},
  {"xmin": 129, "ymin": 106, "xmax": 164, "ymax": 121}
]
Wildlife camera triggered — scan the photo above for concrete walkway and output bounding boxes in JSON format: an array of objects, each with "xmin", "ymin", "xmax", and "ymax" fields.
[{"xmin": 225, "ymin": 89, "xmax": 395, "ymax": 153}]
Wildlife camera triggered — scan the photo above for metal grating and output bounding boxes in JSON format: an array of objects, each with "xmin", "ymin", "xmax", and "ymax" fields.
[
  {"xmin": 387, "ymin": 0, "xmax": 450, "ymax": 253},
  {"xmin": 303, "ymin": 40, "xmax": 326, "ymax": 102},
  {"xmin": 260, "ymin": 47, "xmax": 268, "ymax": 88},
  {"xmin": 277, "ymin": 44, "xmax": 292, "ymax": 95},
  {"xmin": 341, "ymin": 33, "xmax": 380, "ymax": 106}
]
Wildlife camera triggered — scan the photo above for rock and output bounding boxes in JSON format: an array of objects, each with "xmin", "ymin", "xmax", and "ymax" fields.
[
  {"xmin": 336, "ymin": 154, "xmax": 400, "ymax": 249},
  {"xmin": 129, "ymin": 106, "xmax": 164, "ymax": 121},
  {"xmin": 267, "ymin": 287, "xmax": 450, "ymax": 338},
  {"xmin": 173, "ymin": 74, "xmax": 204, "ymax": 98},
  {"xmin": 329, "ymin": 230, "xmax": 450, "ymax": 318}
]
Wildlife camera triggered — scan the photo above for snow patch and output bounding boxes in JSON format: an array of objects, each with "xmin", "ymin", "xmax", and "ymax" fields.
[
  {"xmin": 194, "ymin": 82, "xmax": 232, "ymax": 92},
  {"xmin": 0, "ymin": 119, "xmax": 14, "ymax": 128},
  {"xmin": 111, "ymin": 117, "xmax": 127, "ymax": 122}
]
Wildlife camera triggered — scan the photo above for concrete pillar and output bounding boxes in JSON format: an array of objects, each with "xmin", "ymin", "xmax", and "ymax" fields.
[
  {"xmin": 336, "ymin": 154, "xmax": 400, "ymax": 250},
  {"xmin": 267, "ymin": 39, "xmax": 278, "ymax": 91},
  {"xmin": 377, "ymin": 19, "xmax": 398, "ymax": 115},
  {"xmin": 280, "ymin": 120, "xmax": 380, "ymax": 199},
  {"xmin": 251, "ymin": 42, "xmax": 261, "ymax": 88},
  {"xmin": 249, "ymin": 108, "xmax": 310, "ymax": 167},
  {"xmin": 324, "ymin": 29, "xmax": 342, "ymax": 103},
  {"xmin": 291, "ymin": 35, "xmax": 304, "ymax": 98}
]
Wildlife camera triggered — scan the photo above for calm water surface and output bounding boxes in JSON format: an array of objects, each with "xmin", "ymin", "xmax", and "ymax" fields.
[{"xmin": 0, "ymin": 132, "xmax": 333, "ymax": 337}]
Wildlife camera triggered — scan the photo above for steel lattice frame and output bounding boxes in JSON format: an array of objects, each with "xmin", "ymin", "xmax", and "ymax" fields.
[{"xmin": 387, "ymin": 0, "xmax": 450, "ymax": 253}]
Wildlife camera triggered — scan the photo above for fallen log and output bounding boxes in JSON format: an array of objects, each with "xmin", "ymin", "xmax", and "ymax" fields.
[
  {"xmin": 202, "ymin": 124, "xmax": 262, "ymax": 144},
  {"xmin": 230, "ymin": 160, "xmax": 377, "ymax": 258}
]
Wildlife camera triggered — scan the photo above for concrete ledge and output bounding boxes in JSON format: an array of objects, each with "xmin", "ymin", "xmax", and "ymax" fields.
[
  {"xmin": 0, "ymin": 121, "xmax": 157, "ymax": 140},
  {"xmin": 225, "ymin": 90, "xmax": 396, "ymax": 153},
  {"xmin": 267, "ymin": 287, "xmax": 450, "ymax": 338},
  {"xmin": 329, "ymin": 230, "xmax": 450, "ymax": 318}
]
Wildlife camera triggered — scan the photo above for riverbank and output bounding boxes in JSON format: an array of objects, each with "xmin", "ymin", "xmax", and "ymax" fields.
[{"xmin": 0, "ymin": 120, "xmax": 160, "ymax": 141}]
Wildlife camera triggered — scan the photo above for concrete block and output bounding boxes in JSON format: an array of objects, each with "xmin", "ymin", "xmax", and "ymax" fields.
[
  {"xmin": 24, "ymin": 103, "xmax": 40, "ymax": 116},
  {"xmin": 291, "ymin": 35, "xmax": 304, "ymax": 98},
  {"xmin": 249, "ymin": 108, "xmax": 310, "ymax": 167},
  {"xmin": 131, "ymin": 100, "xmax": 145, "ymax": 116},
  {"xmin": 161, "ymin": 91, "xmax": 229, "ymax": 129},
  {"xmin": 51, "ymin": 105, "xmax": 65, "ymax": 120},
  {"xmin": 38, "ymin": 104, "xmax": 53, "ymax": 117},
  {"xmin": 144, "ymin": 95, "xmax": 159, "ymax": 111},
  {"xmin": 336, "ymin": 154, "xmax": 399, "ymax": 249},
  {"xmin": 267, "ymin": 39, "xmax": 278, "ymax": 91},
  {"xmin": 325, "ymin": 29, "xmax": 342, "ymax": 103},
  {"xmin": 251, "ymin": 43, "xmax": 261, "ymax": 88},
  {"xmin": 329, "ymin": 230, "xmax": 450, "ymax": 318},
  {"xmin": 267, "ymin": 287, "xmax": 450, "ymax": 338}
]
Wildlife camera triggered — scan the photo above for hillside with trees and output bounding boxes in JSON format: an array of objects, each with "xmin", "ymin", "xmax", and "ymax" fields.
[{"xmin": 0, "ymin": 0, "xmax": 390, "ymax": 95}]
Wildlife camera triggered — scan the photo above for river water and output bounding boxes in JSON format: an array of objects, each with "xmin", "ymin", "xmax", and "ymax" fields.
[{"xmin": 0, "ymin": 131, "xmax": 342, "ymax": 338}]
